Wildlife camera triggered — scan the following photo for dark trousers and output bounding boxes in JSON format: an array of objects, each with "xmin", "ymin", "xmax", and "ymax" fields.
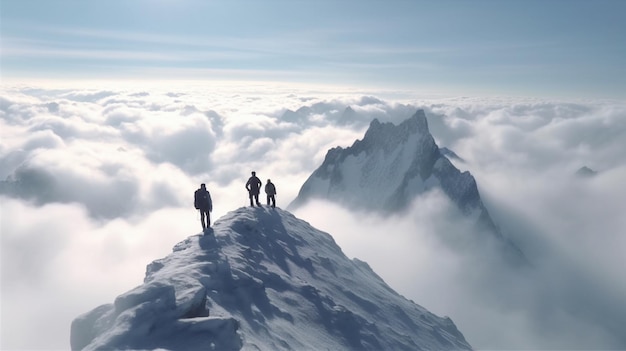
[
  {"xmin": 200, "ymin": 210, "xmax": 210, "ymax": 229},
  {"xmin": 267, "ymin": 195, "xmax": 275, "ymax": 208},
  {"xmin": 249, "ymin": 192, "xmax": 260, "ymax": 206}
]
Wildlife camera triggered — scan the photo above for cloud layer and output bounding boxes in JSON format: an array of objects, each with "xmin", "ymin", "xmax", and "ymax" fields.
[{"xmin": 1, "ymin": 83, "xmax": 625, "ymax": 349}]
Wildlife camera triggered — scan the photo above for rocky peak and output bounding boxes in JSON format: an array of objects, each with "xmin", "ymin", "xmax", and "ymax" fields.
[
  {"xmin": 288, "ymin": 110, "xmax": 527, "ymax": 266},
  {"xmin": 362, "ymin": 110, "xmax": 429, "ymax": 148}
]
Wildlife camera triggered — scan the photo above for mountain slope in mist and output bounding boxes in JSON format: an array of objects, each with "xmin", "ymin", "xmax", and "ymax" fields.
[
  {"xmin": 289, "ymin": 110, "xmax": 525, "ymax": 264},
  {"xmin": 71, "ymin": 207, "xmax": 471, "ymax": 351}
]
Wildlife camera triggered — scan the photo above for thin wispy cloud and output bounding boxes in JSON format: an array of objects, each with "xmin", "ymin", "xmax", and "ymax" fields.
[
  {"xmin": 3, "ymin": 1, "xmax": 624, "ymax": 98},
  {"xmin": 3, "ymin": 46, "xmax": 195, "ymax": 62}
]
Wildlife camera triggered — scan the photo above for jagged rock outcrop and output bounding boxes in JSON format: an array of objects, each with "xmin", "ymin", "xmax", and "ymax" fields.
[{"xmin": 440, "ymin": 147, "xmax": 464, "ymax": 162}]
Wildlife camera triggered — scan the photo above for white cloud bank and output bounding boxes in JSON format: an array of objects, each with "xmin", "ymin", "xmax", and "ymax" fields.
[{"xmin": 1, "ymin": 82, "xmax": 625, "ymax": 349}]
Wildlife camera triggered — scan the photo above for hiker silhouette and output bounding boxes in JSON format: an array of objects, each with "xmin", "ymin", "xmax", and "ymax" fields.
[
  {"xmin": 245, "ymin": 171, "xmax": 262, "ymax": 207},
  {"xmin": 194, "ymin": 183, "xmax": 213, "ymax": 230},
  {"xmin": 265, "ymin": 179, "xmax": 276, "ymax": 208}
]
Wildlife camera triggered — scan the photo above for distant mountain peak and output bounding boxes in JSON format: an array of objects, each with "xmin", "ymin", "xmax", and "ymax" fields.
[
  {"xmin": 344, "ymin": 105, "xmax": 356, "ymax": 114},
  {"xmin": 289, "ymin": 109, "xmax": 457, "ymax": 213},
  {"xmin": 364, "ymin": 110, "xmax": 429, "ymax": 143},
  {"xmin": 71, "ymin": 207, "xmax": 471, "ymax": 351},
  {"xmin": 289, "ymin": 109, "xmax": 527, "ymax": 265},
  {"xmin": 575, "ymin": 166, "xmax": 597, "ymax": 178}
]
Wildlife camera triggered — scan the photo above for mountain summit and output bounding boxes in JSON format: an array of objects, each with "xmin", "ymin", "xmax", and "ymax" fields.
[
  {"xmin": 289, "ymin": 110, "xmax": 476, "ymax": 213},
  {"xmin": 71, "ymin": 207, "xmax": 471, "ymax": 350},
  {"xmin": 288, "ymin": 110, "xmax": 526, "ymax": 264}
]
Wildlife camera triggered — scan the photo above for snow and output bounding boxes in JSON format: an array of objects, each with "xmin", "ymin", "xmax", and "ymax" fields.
[
  {"xmin": 290, "ymin": 111, "xmax": 438, "ymax": 212},
  {"xmin": 71, "ymin": 206, "xmax": 471, "ymax": 350},
  {"xmin": 289, "ymin": 109, "xmax": 527, "ymax": 265},
  {"xmin": 289, "ymin": 109, "xmax": 477, "ymax": 215}
]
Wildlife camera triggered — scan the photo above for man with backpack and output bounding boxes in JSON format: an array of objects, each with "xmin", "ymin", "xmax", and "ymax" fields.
[
  {"xmin": 194, "ymin": 183, "xmax": 213, "ymax": 230},
  {"xmin": 245, "ymin": 171, "xmax": 262, "ymax": 207}
]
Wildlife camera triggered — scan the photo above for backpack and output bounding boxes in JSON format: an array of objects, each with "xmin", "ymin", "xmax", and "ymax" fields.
[{"xmin": 194, "ymin": 190, "xmax": 201, "ymax": 209}]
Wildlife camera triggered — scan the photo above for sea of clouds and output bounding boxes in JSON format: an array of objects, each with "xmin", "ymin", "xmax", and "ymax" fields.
[{"xmin": 1, "ymin": 81, "xmax": 625, "ymax": 349}]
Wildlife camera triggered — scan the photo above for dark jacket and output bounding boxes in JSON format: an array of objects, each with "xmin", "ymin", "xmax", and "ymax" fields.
[
  {"xmin": 194, "ymin": 188, "xmax": 213, "ymax": 211},
  {"xmin": 246, "ymin": 176, "xmax": 262, "ymax": 195},
  {"xmin": 265, "ymin": 182, "xmax": 276, "ymax": 195}
]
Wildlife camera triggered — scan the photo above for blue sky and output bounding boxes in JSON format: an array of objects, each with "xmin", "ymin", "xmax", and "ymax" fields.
[{"xmin": 2, "ymin": 0, "xmax": 625, "ymax": 98}]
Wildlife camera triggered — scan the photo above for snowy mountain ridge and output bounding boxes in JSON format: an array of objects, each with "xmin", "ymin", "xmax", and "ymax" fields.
[
  {"xmin": 289, "ymin": 110, "xmax": 526, "ymax": 264},
  {"xmin": 71, "ymin": 207, "xmax": 472, "ymax": 350},
  {"xmin": 289, "ymin": 110, "xmax": 476, "ymax": 213}
]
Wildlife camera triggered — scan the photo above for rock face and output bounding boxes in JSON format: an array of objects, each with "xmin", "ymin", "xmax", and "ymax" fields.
[
  {"xmin": 71, "ymin": 207, "xmax": 472, "ymax": 351},
  {"xmin": 289, "ymin": 110, "xmax": 475, "ymax": 213},
  {"xmin": 289, "ymin": 110, "xmax": 526, "ymax": 264},
  {"xmin": 440, "ymin": 147, "xmax": 465, "ymax": 162}
]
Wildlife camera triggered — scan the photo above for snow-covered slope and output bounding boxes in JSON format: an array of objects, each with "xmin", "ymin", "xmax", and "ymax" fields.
[
  {"xmin": 288, "ymin": 110, "xmax": 526, "ymax": 264},
  {"xmin": 71, "ymin": 207, "xmax": 472, "ymax": 351},
  {"xmin": 289, "ymin": 110, "xmax": 476, "ymax": 213}
]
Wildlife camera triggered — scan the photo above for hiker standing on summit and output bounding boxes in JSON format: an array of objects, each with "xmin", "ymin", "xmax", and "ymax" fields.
[
  {"xmin": 194, "ymin": 183, "xmax": 213, "ymax": 230},
  {"xmin": 265, "ymin": 179, "xmax": 277, "ymax": 208},
  {"xmin": 245, "ymin": 171, "xmax": 262, "ymax": 207}
]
